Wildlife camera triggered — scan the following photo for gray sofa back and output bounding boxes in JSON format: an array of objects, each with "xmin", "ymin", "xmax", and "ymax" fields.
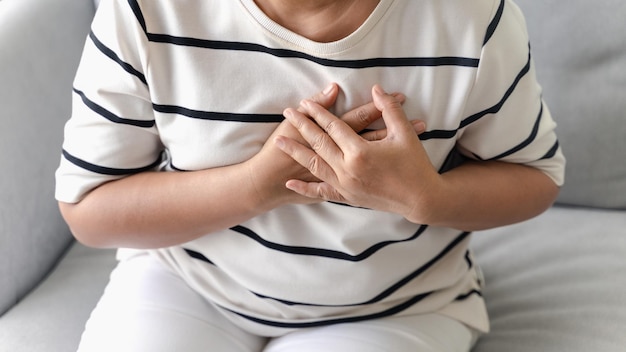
[
  {"xmin": 1, "ymin": 0, "xmax": 624, "ymax": 318},
  {"xmin": 0, "ymin": 0, "xmax": 96, "ymax": 315},
  {"xmin": 515, "ymin": 0, "xmax": 626, "ymax": 209}
]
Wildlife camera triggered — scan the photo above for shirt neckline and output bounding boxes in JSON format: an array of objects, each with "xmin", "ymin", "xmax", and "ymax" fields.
[{"xmin": 238, "ymin": 0, "xmax": 394, "ymax": 56}]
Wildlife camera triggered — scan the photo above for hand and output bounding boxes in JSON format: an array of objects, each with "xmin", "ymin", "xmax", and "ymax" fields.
[
  {"xmin": 274, "ymin": 84, "xmax": 438, "ymax": 222},
  {"xmin": 246, "ymin": 83, "xmax": 426, "ymax": 210}
]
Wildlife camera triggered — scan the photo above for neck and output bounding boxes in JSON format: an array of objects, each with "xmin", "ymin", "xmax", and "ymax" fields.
[{"xmin": 254, "ymin": 0, "xmax": 380, "ymax": 42}]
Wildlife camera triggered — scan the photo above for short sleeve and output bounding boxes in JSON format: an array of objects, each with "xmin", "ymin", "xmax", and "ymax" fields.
[
  {"xmin": 456, "ymin": 0, "xmax": 565, "ymax": 186},
  {"xmin": 55, "ymin": 0, "xmax": 163, "ymax": 203}
]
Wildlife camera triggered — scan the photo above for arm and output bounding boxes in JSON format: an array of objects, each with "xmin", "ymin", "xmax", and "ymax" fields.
[
  {"xmin": 424, "ymin": 159, "xmax": 558, "ymax": 231},
  {"xmin": 59, "ymin": 161, "xmax": 270, "ymax": 249},
  {"xmin": 60, "ymin": 84, "xmax": 425, "ymax": 249},
  {"xmin": 275, "ymin": 85, "xmax": 559, "ymax": 231}
]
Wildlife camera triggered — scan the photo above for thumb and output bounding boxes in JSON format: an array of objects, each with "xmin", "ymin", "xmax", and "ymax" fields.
[
  {"xmin": 372, "ymin": 85, "xmax": 414, "ymax": 135},
  {"xmin": 299, "ymin": 83, "xmax": 339, "ymax": 112}
]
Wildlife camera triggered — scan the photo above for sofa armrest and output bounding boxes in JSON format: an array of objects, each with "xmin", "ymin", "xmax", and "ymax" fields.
[{"xmin": 0, "ymin": 0, "xmax": 95, "ymax": 315}]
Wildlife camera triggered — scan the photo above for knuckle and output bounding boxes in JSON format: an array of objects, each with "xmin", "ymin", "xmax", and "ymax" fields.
[
  {"xmin": 316, "ymin": 185, "xmax": 343, "ymax": 203},
  {"xmin": 293, "ymin": 117, "xmax": 308, "ymax": 130},
  {"xmin": 324, "ymin": 119, "xmax": 340, "ymax": 136},
  {"xmin": 345, "ymin": 150, "xmax": 369, "ymax": 175},
  {"xmin": 386, "ymin": 99, "xmax": 404, "ymax": 112},
  {"xmin": 307, "ymin": 154, "xmax": 321, "ymax": 174},
  {"xmin": 311, "ymin": 134, "xmax": 325, "ymax": 152},
  {"xmin": 309, "ymin": 108, "xmax": 323, "ymax": 121},
  {"xmin": 316, "ymin": 185, "xmax": 331, "ymax": 200},
  {"xmin": 356, "ymin": 108, "xmax": 370, "ymax": 124}
]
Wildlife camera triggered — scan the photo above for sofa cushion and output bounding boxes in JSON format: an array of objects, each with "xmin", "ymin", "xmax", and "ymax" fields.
[
  {"xmin": 514, "ymin": 0, "xmax": 626, "ymax": 209},
  {"xmin": 0, "ymin": 0, "xmax": 95, "ymax": 315},
  {"xmin": 0, "ymin": 244, "xmax": 117, "ymax": 352},
  {"xmin": 471, "ymin": 206, "xmax": 626, "ymax": 351}
]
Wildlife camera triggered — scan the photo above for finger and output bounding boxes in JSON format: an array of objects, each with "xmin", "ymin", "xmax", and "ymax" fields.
[
  {"xmin": 282, "ymin": 107, "xmax": 345, "ymax": 166},
  {"xmin": 274, "ymin": 133, "xmax": 338, "ymax": 184},
  {"xmin": 298, "ymin": 83, "xmax": 339, "ymax": 112},
  {"xmin": 298, "ymin": 99, "xmax": 364, "ymax": 152},
  {"xmin": 284, "ymin": 180, "xmax": 347, "ymax": 203},
  {"xmin": 372, "ymin": 85, "xmax": 415, "ymax": 136},
  {"xmin": 341, "ymin": 92, "xmax": 406, "ymax": 133},
  {"xmin": 360, "ymin": 119, "xmax": 427, "ymax": 141}
]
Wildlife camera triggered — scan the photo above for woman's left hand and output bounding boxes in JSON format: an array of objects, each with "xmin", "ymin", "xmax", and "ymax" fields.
[{"xmin": 275, "ymin": 84, "xmax": 442, "ymax": 222}]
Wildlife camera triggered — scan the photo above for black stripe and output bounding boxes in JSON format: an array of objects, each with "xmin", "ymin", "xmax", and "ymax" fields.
[
  {"xmin": 418, "ymin": 128, "xmax": 459, "ymax": 141},
  {"xmin": 147, "ymin": 34, "xmax": 479, "ymax": 69},
  {"xmin": 488, "ymin": 102, "xmax": 544, "ymax": 160},
  {"xmin": 364, "ymin": 231, "xmax": 471, "ymax": 304},
  {"xmin": 169, "ymin": 161, "xmax": 189, "ymax": 172},
  {"xmin": 230, "ymin": 224, "xmax": 429, "ymax": 262},
  {"xmin": 455, "ymin": 289, "xmax": 483, "ymax": 302},
  {"xmin": 460, "ymin": 45, "xmax": 532, "ymax": 129},
  {"xmin": 464, "ymin": 250, "xmax": 473, "ymax": 269},
  {"xmin": 89, "ymin": 31, "xmax": 147, "ymax": 85},
  {"xmin": 483, "ymin": 0, "xmax": 505, "ymax": 45},
  {"xmin": 540, "ymin": 140, "xmax": 560, "ymax": 160},
  {"xmin": 224, "ymin": 291, "xmax": 433, "ymax": 329},
  {"xmin": 326, "ymin": 201, "xmax": 369, "ymax": 209},
  {"xmin": 418, "ymin": 46, "xmax": 533, "ymax": 142},
  {"xmin": 184, "ymin": 249, "xmax": 215, "ymax": 265},
  {"xmin": 240, "ymin": 231, "xmax": 471, "ymax": 307},
  {"xmin": 62, "ymin": 149, "xmax": 162, "ymax": 176},
  {"xmin": 74, "ymin": 88, "xmax": 155, "ymax": 128},
  {"xmin": 153, "ymin": 104, "xmax": 284, "ymax": 123},
  {"xmin": 127, "ymin": 0, "xmax": 147, "ymax": 34}
]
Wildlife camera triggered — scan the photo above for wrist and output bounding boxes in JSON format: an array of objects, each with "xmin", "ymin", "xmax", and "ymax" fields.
[
  {"xmin": 402, "ymin": 174, "xmax": 450, "ymax": 226},
  {"xmin": 242, "ymin": 158, "xmax": 291, "ymax": 214}
]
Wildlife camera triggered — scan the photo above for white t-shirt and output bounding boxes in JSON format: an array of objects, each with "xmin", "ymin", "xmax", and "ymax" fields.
[{"xmin": 56, "ymin": 0, "xmax": 565, "ymax": 336}]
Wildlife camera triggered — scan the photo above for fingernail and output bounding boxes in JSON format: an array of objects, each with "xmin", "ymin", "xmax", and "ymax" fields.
[
  {"xmin": 392, "ymin": 93, "xmax": 406, "ymax": 103},
  {"xmin": 323, "ymin": 84, "xmax": 334, "ymax": 95},
  {"xmin": 373, "ymin": 85, "xmax": 386, "ymax": 96}
]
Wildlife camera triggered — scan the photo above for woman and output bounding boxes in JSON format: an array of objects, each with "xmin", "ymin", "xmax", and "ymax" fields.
[{"xmin": 56, "ymin": 0, "xmax": 564, "ymax": 350}]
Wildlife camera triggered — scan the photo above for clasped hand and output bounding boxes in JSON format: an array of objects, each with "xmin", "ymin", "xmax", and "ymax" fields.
[{"xmin": 275, "ymin": 84, "xmax": 442, "ymax": 223}]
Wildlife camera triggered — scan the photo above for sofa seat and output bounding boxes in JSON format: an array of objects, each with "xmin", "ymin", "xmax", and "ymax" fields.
[
  {"xmin": 472, "ymin": 206, "xmax": 626, "ymax": 351},
  {"xmin": 1, "ymin": 0, "xmax": 625, "ymax": 350},
  {"xmin": 0, "ymin": 245, "xmax": 116, "ymax": 351}
]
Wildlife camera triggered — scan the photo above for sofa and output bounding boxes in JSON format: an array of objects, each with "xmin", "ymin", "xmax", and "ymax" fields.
[{"xmin": 1, "ymin": 0, "xmax": 624, "ymax": 350}]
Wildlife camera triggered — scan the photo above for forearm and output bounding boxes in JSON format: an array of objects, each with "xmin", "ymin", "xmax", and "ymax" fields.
[
  {"xmin": 58, "ymin": 85, "xmax": 406, "ymax": 249},
  {"xmin": 59, "ymin": 162, "xmax": 273, "ymax": 249},
  {"xmin": 416, "ymin": 161, "xmax": 560, "ymax": 231}
]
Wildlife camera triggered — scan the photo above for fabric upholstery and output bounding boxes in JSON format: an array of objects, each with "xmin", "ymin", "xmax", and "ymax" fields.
[
  {"xmin": 0, "ymin": 244, "xmax": 117, "ymax": 352},
  {"xmin": 1, "ymin": 1, "xmax": 625, "ymax": 351},
  {"xmin": 514, "ymin": 0, "xmax": 626, "ymax": 209},
  {"xmin": 471, "ymin": 206, "xmax": 626, "ymax": 351},
  {"xmin": 0, "ymin": 0, "xmax": 95, "ymax": 315}
]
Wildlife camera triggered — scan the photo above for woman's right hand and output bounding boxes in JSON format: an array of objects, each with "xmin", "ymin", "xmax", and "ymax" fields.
[{"xmin": 246, "ymin": 83, "xmax": 426, "ymax": 209}]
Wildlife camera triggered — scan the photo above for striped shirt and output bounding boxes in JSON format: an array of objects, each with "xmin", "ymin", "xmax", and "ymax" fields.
[{"xmin": 56, "ymin": 0, "xmax": 565, "ymax": 335}]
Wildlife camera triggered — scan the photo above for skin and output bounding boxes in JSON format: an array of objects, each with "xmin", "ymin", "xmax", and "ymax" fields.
[
  {"xmin": 253, "ymin": 0, "xmax": 380, "ymax": 42},
  {"xmin": 59, "ymin": 84, "xmax": 425, "ymax": 249},
  {"xmin": 59, "ymin": 0, "xmax": 559, "ymax": 249},
  {"xmin": 276, "ymin": 85, "xmax": 559, "ymax": 231}
]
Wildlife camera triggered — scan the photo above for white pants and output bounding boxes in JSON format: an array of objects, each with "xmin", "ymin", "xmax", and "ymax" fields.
[{"xmin": 77, "ymin": 254, "xmax": 479, "ymax": 352}]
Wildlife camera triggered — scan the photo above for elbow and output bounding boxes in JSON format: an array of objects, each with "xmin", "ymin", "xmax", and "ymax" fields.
[
  {"xmin": 514, "ymin": 172, "xmax": 561, "ymax": 226},
  {"xmin": 537, "ymin": 173, "xmax": 561, "ymax": 213},
  {"xmin": 58, "ymin": 201, "xmax": 112, "ymax": 249}
]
